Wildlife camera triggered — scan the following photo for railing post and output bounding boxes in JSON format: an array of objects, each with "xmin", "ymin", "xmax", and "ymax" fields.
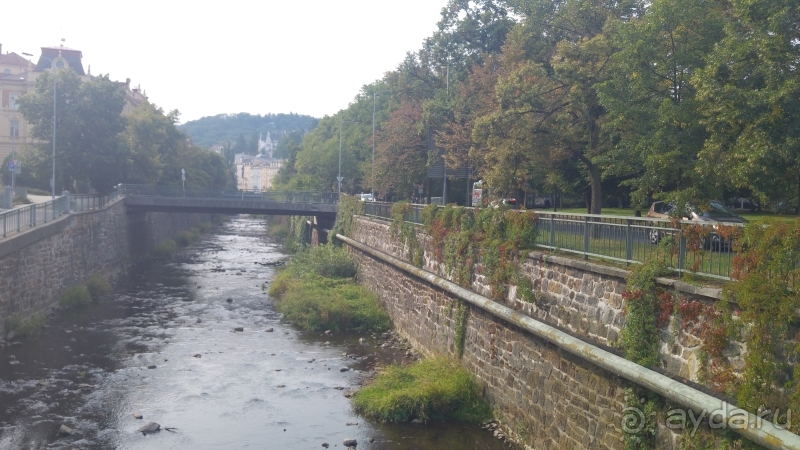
[
  {"xmin": 62, "ymin": 191, "xmax": 70, "ymax": 214},
  {"xmin": 30, "ymin": 204, "xmax": 35, "ymax": 227},
  {"xmin": 2, "ymin": 210, "xmax": 6, "ymax": 237},
  {"xmin": 583, "ymin": 216, "xmax": 589, "ymax": 259},
  {"xmin": 550, "ymin": 214, "xmax": 556, "ymax": 248},
  {"xmin": 625, "ymin": 219, "xmax": 633, "ymax": 264},
  {"xmin": 678, "ymin": 232, "xmax": 687, "ymax": 277}
]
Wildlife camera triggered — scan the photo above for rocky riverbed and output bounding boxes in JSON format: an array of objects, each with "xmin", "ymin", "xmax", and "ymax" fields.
[{"xmin": 0, "ymin": 217, "xmax": 513, "ymax": 449}]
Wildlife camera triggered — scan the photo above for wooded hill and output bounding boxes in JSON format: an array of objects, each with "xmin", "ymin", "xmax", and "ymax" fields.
[{"xmin": 181, "ymin": 113, "xmax": 319, "ymax": 149}]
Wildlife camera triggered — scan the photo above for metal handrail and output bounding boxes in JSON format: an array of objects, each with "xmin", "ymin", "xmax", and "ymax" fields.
[
  {"xmin": 1, "ymin": 188, "xmax": 124, "ymax": 241},
  {"xmin": 363, "ymin": 202, "xmax": 740, "ymax": 280}
]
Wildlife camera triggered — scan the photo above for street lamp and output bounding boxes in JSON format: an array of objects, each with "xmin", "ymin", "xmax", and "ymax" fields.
[
  {"xmin": 38, "ymin": 55, "xmax": 62, "ymax": 199},
  {"xmin": 338, "ymin": 119, "xmax": 358, "ymax": 196},
  {"xmin": 371, "ymin": 90, "xmax": 390, "ymax": 198}
]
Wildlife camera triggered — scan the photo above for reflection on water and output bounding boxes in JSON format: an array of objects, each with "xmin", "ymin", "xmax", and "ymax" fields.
[{"xmin": 0, "ymin": 217, "xmax": 508, "ymax": 450}]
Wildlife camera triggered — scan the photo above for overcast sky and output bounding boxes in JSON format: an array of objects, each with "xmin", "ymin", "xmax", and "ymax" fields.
[{"xmin": 3, "ymin": 0, "xmax": 445, "ymax": 123}]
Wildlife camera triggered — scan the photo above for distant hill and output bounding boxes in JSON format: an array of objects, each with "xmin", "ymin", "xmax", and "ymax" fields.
[{"xmin": 181, "ymin": 113, "xmax": 319, "ymax": 149}]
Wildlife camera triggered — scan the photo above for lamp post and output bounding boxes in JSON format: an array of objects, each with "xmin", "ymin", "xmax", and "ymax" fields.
[
  {"xmin": 52, "ymin": 71, "xmax": 56, "ymax": 199},
  {"xmin": 371, "ymin": 90, "xmax": 390, "ymax": 198},
  {"xmin": 38, "ymin": 55, "xmax": 60, "ymax": 199},
  {"xmin": 338, "ymin": 119, "xmax": 358, "ymax": 196}
]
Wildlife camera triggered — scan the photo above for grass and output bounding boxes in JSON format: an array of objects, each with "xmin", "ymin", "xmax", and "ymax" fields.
[
  {"xmin": 26, "ymin": 187, "xmax": 50, "ymax": 196},
  {"xmin": 4, "ymin": 313, "xmax": 46, "ymax": 337},
  {"xmin": 546, "ymin": 207, "xmax": 799, "ymax": 223},
  {"xmin": 266, "ymin": 222, "xmax": 290, "ymax": 238},
  {"xmin": 12, "ymin": 195, "xmax": 31, "ymax": 205},
  {"xmin": 60, "ymin": 285, "xmax": 92, "ymax": 309},
  {"xmin": 353, "ymin": 357, "xmax": 492, "ymax": 423},
  {"xmin": 540, "ymin": 207, "xmax": 637, "ymax": 216},
  {"xmin": 152, "ymin": 239, "xmax": 177, "ymax": 257},
  {"xmin": 86, "ymin": 272, "xmax": 112, "ymax": 298},
  {"xmin": 268, "ymin": 245, "xmax": 390, "ymax": 332},
  {"xmin": 174, "ymin": 229, "xmax": 201, "ymax": 247}
]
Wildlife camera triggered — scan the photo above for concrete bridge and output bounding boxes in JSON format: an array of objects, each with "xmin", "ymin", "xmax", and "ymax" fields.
[{"xmin": 120, "ymin": 185, "xmax": 338, "ymax": 220}]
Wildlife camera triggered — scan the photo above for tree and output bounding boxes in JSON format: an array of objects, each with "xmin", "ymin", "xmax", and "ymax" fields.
[
  {"xmin": 18, "ymin": 69, "xmax": 127, "ymax": 194},
  {"xmin": 694, "ymin": 0, "xmax": 800, "ymax": 211},
  {"xmin": 598, "ymin": 0, "xmax": 724, "ymax": 208},
  {"xmin": 374, "ymin": 99, "xmax": 429, "ymax": 197}
]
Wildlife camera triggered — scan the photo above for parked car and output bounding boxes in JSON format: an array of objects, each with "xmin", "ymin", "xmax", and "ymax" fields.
[
  {"xmin": 727, "ymin": 197, "xmax": 760, "ymax": 212},
  {"xmin": 646, "ymin": 201, "xmax": 747, "ymax": 249},
  {"xmin": 358, "ymin": 193, "xmax": 374, "ymax": 202}
]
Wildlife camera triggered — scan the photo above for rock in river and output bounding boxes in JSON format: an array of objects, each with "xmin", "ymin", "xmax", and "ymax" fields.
[
  {"xmin": 233, "ymin": 327, "xmax": 244, "ymax": 332},
  {"xmin": 59, "ymin": 424, "xmax": 74, "ymax": 436},
  {"xmin": 137, "ymin": 422, "xmax": 161, "ymax": 434},
  {"xmin": 343, "ymin": 438, "xmax": 357, "ymax": 447},
  {"xmin": 226, "ymin": 298, "xmax": 233, "ymax": 303}
]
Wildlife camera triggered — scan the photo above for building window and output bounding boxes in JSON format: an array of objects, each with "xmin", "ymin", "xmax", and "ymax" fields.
[
  {"xmin": 10, "ymin": 94, "xmax": 19, "ymax": 110},
  {"xmin": 10, "ymin": 119, "xmax": 19, "ymax": 138}
]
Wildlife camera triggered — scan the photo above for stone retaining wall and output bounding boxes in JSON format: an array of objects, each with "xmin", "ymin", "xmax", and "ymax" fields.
[
  {"xmin": 0, "ymin": 199, "xmax": 210, "ymax": 335},
  {"xmin": 344, "ymin": 216, "xmax": 743, "ymax": 449},
  {"xmin": 351, "ymin": 216, "xmax": 722, "ymax": 383}
]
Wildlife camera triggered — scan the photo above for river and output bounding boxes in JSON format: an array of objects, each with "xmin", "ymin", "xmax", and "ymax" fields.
[{"xmin": 0, "ymin": 217, "xmax": 509, "ymax": 449}]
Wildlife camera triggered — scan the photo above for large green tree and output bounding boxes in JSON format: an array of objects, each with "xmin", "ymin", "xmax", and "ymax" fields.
[
  {"xmin": 19, "ymin": 69, "xmax": 127, "ymax": 194},
  {"xmin": 598, "ymin": 0, "xmax": 724, "ymax": 207},
  {"xmin": 694, "ymin": 0, "xmax": 800, "ymax": 210}
]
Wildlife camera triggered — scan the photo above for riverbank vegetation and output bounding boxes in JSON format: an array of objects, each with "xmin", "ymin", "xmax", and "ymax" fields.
[
  {"xmin": 151, "ymin": 221, "xmax": 215, "ymax": 257},
  {"xmin": 4, "ymin": 313, "xmax": 46, "ymax": 338},
  {"xmin": 268, "ymin": 245, "xmax": 390, "ymax": 332},
  {"xmin": 353, "ymin": 357, "xmax": 491, "ymax": 423}
]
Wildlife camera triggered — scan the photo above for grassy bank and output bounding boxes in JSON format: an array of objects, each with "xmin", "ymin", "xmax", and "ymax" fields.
[
  {"xmin": 268, "ymin": 245, "xmax": 390, "ymax": 332},
  {"xmin": 353, "ymin": 357, "xmax": 492, "ymax": 423},
  {"xmin": 151, "ymin": 221, "xmax": 214, "ymax": 257}
]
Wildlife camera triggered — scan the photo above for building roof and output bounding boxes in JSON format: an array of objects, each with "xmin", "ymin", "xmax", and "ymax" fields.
[
  {"xmin": 0, "ymin": 52, "xmax": 32, "ymax": 67},
  {"xmin": 35, "ymin": 45, "xmax": 85, "ymax": 75}
]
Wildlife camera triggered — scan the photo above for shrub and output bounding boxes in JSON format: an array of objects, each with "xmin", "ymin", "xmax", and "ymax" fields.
[
  {"xmin": 268, "ymin": 245, "xmax": 387, "ymax": 332},
  {"xmin": 61, "ymin": 285, "xmax": 92, "ymax": 309},
  {"xmin": 174, "ymin": 229, "xmax": 200, "ymax": 247},
  {"xmin": 270, "ymin": 274, "xmax": 390, "ymax": 332},
  {"xmin": 152, "ymin": 239, "xmax": 177, "ymax": 257},
  {"xmin": 86, "ymin": 273, "xmax": 111, "ymax": 298},
  {"xmin": 353, "ymin": 357, "xmax": 492, "ymax": 423},
  {"xmin": 4, "ymin": 313, "xmax": 46, "ymax": 337},
  {"xmin": 287, "ymin": 245, "xmax": 357, "ymax": 279}
]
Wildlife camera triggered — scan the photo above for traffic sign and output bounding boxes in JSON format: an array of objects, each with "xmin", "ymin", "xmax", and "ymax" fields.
[
  {"xmin": 7, "ymin": 160, "xmax": 17, "ymax": 171},
  {"xmin": 337, "ymin": 176, "xmax": 344, "ymax": 183}
]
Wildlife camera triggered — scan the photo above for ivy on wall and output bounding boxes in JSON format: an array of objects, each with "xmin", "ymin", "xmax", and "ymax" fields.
[
  {"xmin": 420, "ymin": 204, "xmax": 538, "ymax": 301},
  {"xmin": 330, "ymin": 195, "xmax": 365, "ymax": 241}
]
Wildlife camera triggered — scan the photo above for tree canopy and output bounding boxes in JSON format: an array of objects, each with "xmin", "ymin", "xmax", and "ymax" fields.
[
  {"xmin": 275, "ymin": 0, "xmax": 800, "ymax": 213},
  {"xmin": 10, "ymin": 68, "xmax": 230, "ymax": 194}
]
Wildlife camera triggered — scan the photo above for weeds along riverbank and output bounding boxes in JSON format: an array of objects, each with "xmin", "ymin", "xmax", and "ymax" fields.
[
  {"xmin": 266, "ymin": 245, "xmax": 391, "ymax": 332},
  {"xmin": 267, "ymin": 238, "xmax": 494, "ymax": 427}
]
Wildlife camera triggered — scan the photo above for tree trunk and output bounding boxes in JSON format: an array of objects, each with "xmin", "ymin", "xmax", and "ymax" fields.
[
  {"xmin": 587, "ymin": 118, "xmax": 602, "ymax": 215},
  {"xmin": 589, "ymin": 163, "xmax": 602, "ymax": 215}
]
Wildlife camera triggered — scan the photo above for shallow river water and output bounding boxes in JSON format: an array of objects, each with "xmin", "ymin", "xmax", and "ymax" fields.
[{"xmin": 0, "ymin": 217, "xmax": 509, "ymax": 450}]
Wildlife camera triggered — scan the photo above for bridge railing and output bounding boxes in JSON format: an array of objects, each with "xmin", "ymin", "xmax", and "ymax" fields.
[
  {"xmin": 364, "ymin": 201, "xmax": 740, "ymax": 280},
  {"xmin": 119, "ymin": 184, "xmax": 339, "ymax": 204}
]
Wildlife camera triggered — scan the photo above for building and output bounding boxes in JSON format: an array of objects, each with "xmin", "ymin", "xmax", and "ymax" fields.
[
  {"xmin": 235, "ymin": 154, "xmax": 283, "ymax": 191},
  {"xmin": 0, "ymin": 43, "xmax": 148, "ymax": 164}
]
